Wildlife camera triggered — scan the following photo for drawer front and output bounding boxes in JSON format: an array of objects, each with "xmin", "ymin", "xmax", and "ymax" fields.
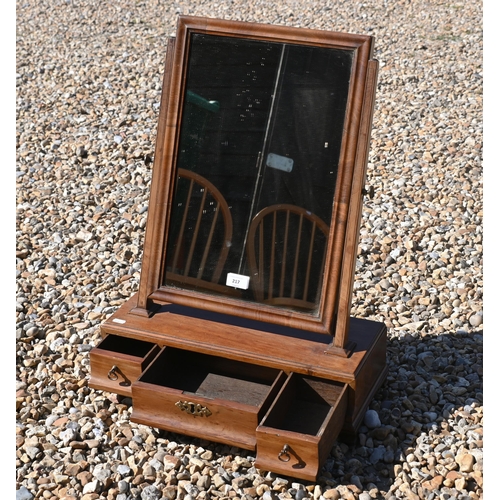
[
  {"xmin": 255, "ymin": 430, "xmax": 323, "ymax": 481},
  {"xmin": 256, "ymin": 375, "xmax": 348, "ymax": 481},
  {"xmin": 89, "ymin": 339, "xmax": 160, "ymax": 396},
  {"xmin": 130, "ymin": 346, "xmax": 287, "ymax": 450},
  {"xmin": 131, "ymin": 380, "xmax": 261, "ymax": 450}
]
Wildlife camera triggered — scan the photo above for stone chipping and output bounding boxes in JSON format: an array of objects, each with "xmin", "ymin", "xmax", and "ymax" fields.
[{"xmin": 16, "ymin": 0, "xmax": 483, "ymax": 499}]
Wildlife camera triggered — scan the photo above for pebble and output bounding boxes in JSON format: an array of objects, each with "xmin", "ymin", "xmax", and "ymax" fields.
[
  {"xmin": 363, "ymin": 409, "xmax": 381, "ymax": 429},
  {"xmin": 16, "ymin": 487, "xmax": 34, "ymax": 500},
  {"xmin": 16, "ymin": 0, "xmax": 483, "ymax": 499}
]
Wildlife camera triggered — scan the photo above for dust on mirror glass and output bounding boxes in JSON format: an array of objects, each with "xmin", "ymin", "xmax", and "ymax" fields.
[{"xmin": 164, "ymin": 33, "xmax": 353, "ymax": 314}]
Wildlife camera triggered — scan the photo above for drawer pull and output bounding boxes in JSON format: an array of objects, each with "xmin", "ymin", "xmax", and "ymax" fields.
[
  {"xmin": 278, "ymin": 444, "xmax": 291, "ymax": 462},
  {"xmin": 108, "ymin": 365, "xmax": 119, "ymax": 381},
  {"xmin": 175, "ymin": 400, "xmax": 212, "ymax": 417}
]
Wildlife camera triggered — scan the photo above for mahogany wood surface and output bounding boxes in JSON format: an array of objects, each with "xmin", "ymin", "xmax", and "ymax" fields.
[
  {"xmin": 255, "ymin": 375, "xmax": 348, "ymax": 481},
  {"xmin": 133, "ymin": 37, "xmax": 176, "ymax": 316},
  {"xmin": 101, "ymin": 294, "xmax": 386, "ymax": 384},
  {"xmin": 131, "ymin": 348, "xmax": 287, "ymax": 450},
  {"xmin": 255, "ymin": 429, "xmax": 323, "ymax": 481},
  {"xmin": 99, "ymin": 294, "xmax": 387, "ymax": 435},
  {"xmin": 89, "ymin": 338, "xmax": 160, "ymax": 396},
  {"xmin": 333, "ymin": 59, "xmax": 379, "ymax": 349},
  {"xmin": 131, "ymin": 381, "xmax": 261, "ymax": 450},
  {"xmin": 130, "ymin": 16, "xmax": 377, "ymax": 343},
  {"xmin": 343, "ymin": 328, "xmax": 389, "ymax": 435}
]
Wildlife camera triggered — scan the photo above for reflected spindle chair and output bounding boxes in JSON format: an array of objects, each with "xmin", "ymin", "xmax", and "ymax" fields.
[
  {"xmin": 246, "ymin": 204, "xmax": 330, "ymax": 311},
  {"xmin": 165, "ymin": 168, "xmax": 233, "ymax": 294}
]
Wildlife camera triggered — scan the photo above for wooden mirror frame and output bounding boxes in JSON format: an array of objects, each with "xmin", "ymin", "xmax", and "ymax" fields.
[{"xmin": 131, "ymin": 16, "xmax": 378, "ymax": 354}]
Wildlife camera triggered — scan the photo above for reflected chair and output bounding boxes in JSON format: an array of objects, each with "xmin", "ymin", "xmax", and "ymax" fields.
[
  {"xmin": 165, "ymin": 168, "xmax": 233, "ymax": 294},
  {"xmin": 246, "ymin": 204, "xmax": 330, "ymax": 311}
]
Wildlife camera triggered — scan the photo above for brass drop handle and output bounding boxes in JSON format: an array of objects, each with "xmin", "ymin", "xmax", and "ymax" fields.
[
  {"xmin": 107, "ymin": 365, "xmax": 119, "ymax": 381},
  {"xmin": 278, "ymin": 444, "xmax": 291, "ymax": 462}
]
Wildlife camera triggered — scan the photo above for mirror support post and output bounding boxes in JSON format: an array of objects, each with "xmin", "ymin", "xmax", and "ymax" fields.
[
  {"xmin": 327, "ymin": 59, "xmax": 379, "ymax": 353},
  {"xmin": 131, "ymin": 37, "xmax": 177, "ymax": 318}
]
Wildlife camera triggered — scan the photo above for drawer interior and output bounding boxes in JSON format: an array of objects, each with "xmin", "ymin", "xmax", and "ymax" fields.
[
  {"xmin": 262, "ymin": 374, "xmax": 346, "ymax": 435},
  {"xmin": 139, "ymin": 347, "xmax": 283, "ymax": 407},
  {"xmin": 98, "ymin": 334, "xmax": 158, "ymax": 358}
]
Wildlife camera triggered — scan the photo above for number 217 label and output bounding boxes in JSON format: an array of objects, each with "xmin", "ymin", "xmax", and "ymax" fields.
[{"xmin": 226, "ymin": 273, "xmax": 250, "ymax": 290}]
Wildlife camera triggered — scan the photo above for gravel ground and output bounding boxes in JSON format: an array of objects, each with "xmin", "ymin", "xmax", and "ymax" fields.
[{"xmin": 16, "ymin": 0, "xmax": 483, "ymax": 499}]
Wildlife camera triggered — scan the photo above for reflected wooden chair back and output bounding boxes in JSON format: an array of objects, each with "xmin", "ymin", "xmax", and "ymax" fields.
[
  {"xmin": 165, "ymin": 168, "xmax": 233, "ymax": 291},
  {"xmin": 246, "ymin": 204, "xmax": 330, "ymax": 311}
]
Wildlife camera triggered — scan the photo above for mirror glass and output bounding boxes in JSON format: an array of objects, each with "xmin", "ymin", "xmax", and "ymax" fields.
[{"xmin": 163, "ymin": 33, "xmax": 353, "ymax": 314}]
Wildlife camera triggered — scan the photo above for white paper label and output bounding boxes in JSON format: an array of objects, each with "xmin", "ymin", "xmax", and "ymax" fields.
[
  {"xmin": 112, "ymin": 318, "xmax": 126, "ymax": 324},
  {"xmin": 226, "ymin": 272, "xmax": 250, "ymax": 290},
  {"xmin": 266, "ymin": 153, "xmax": 294, "ymax": 172}
]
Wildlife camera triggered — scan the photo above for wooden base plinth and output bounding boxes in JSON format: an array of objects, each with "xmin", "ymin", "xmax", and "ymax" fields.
[{"xmin": 90, "ymin": 293, "xmax": 387, "ymax": 480}]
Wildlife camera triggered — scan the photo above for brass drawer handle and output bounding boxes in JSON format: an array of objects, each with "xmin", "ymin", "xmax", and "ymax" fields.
[
  {"xmin": 175, "ymin": 400, "xmax": 212, "ymax": 417},
  {"xmin": 107, "ymin": 365, "xmax": 119, "ymax": 381},
  {"xmin": 278, "ymin": 444, "xmax": 291, "ymax": 462}
]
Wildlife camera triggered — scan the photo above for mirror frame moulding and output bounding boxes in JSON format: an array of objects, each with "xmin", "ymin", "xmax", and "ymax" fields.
[{"xmin": 131, "ymin": 15, "xmax": 378, "ymax": 350}]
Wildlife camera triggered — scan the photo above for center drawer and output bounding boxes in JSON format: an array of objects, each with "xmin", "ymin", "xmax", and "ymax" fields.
[{"xmin": 131, "ymin": 347, "xmax": 286, "ymax": 450}]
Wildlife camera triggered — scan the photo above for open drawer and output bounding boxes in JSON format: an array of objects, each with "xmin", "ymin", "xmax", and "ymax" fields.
[
  {"xmin": 255, "ymin": 373, "xmax": 348, "ymax": 481},
  {"xmin": 89, "ymin": 334, "xmax": 160, "ymax": 396},
  {"xmin": 131, "ymin": 347, "xmax": 287, "ymax": 450}
]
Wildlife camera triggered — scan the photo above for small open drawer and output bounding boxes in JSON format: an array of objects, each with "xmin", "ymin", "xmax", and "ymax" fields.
[
  {"xmin": 131, "ymin": 347, "xmax": 286, "ymax": 450},
  {"xmin": 89, "ymin": 334, "xmax": 160, "ymax": 396},
  {"xmin": 255, "ymin": 373, "xmax": 348, "ymax": 481}
]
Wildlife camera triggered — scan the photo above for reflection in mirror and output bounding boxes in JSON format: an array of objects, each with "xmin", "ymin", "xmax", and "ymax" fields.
[
  {"xmin": 165, "ymin": 168, "xmax": 235, "ymax": 294},
  {"xmin": 164, "ymin": 33, "xmax": 353, "ymax": 314},
  {"xmin": 246, "ymin": 204, "xmax": 330, "ymax": 311}
]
